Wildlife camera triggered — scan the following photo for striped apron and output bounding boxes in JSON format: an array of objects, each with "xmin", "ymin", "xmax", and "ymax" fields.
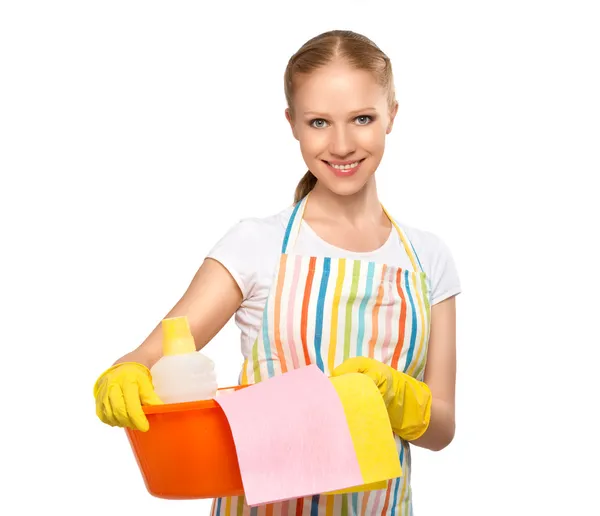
[{"xmin": 212, "ymin": 194, "xmax": 431, "ymax": 516}]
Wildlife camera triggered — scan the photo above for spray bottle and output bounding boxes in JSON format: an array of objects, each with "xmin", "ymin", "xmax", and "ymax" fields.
[{"xmin": 150, "ymin": 315, "xmax": 218, "ymax": 403}]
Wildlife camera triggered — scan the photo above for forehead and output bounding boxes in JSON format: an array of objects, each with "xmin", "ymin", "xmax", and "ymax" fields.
[{"xmin": 292, "ymin": 62, "xmax": 387, "ymax": 115}]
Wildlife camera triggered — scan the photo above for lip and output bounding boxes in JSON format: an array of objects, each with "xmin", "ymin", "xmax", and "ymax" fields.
[{"xmin": 322, "ymin": 158, "xmax": 365, "ymax": 178}]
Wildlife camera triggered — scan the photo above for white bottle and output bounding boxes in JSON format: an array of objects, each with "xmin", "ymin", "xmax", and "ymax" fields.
[{"xmin": 150, "ymin": 316, "xmax": 218, "ymax": 404}]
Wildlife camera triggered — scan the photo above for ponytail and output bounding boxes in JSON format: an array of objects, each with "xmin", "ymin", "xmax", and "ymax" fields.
[{"xmin": 294, "ymin": 170, "xmax": 317, "ymax": 203}]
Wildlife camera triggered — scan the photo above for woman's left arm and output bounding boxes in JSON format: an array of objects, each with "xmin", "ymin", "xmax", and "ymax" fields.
[{"xmin": 410, "ymin": 295, "xmax": 457, "ymax": 451}]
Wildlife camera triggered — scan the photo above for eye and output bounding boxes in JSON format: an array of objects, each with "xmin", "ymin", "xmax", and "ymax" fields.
[
  {"xmin": 355, "ymin": 115, "xmax": 373, "ymax": 125},
  {"xmin": 309, "ymin": 118, "xmax": 328, "ymax": 129}
]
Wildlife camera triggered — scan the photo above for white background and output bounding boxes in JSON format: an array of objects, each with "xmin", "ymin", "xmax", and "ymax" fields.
[{"xmin": 1, "ymin": 1, "xmax": 599, "ymax": 515}]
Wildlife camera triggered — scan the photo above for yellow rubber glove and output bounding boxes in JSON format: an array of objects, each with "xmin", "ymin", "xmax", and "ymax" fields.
[
  {"xmin": 93, "ymin": 362, "xmax": 163, "ymax": 432},
  {"xmin": 332, "ymin": 357, "xmax": 432, "ymax": 441}
]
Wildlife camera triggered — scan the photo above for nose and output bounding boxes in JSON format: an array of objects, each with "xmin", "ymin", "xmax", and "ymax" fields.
[{"xmin": 328, "ymin": 126, "xmax": 356, "ymax": 158}]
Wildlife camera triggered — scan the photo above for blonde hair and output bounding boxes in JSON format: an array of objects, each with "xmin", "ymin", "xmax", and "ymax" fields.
[{"xmin": 284, "ymin": 30, "xmax": 397, "ymax": 204}]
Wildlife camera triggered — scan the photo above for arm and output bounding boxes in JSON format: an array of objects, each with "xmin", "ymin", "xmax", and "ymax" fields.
[
  {"xmin": 410, "ymin": 295, "xmax": 457, "ymax": 451},
  {"xmin": 113, "ymin": 257, "xmax": 243, "ymax": 369},
  {"xmin": 331, "ymin": 295, "xmax": 457, "ymax": 451}
]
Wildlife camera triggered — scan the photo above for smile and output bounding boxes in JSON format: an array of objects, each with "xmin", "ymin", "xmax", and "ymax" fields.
[{"xmin": 322, "ymin": 159, "xmax": 365, "ymax": 177}]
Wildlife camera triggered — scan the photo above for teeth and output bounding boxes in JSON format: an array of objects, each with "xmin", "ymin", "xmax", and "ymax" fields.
[{"xmin": 329, "ymin": 161, "xmax": 360, "ymax": 170}]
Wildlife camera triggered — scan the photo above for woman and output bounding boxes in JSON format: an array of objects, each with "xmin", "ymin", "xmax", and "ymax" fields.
[{"xmin": 94, "ymin": 29, "xmax": 461, "ymax": 515}]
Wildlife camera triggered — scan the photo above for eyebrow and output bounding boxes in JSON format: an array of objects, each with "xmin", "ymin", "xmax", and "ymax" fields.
[{"xmin": 303, "ymin": 107, "xmax": 378, "ymax": 117}]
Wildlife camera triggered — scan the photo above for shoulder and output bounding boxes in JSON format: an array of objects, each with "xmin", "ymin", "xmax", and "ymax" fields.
[
  {"xmin": 392, "ymin": 219, "xmax": 462, "ymax": 305},
  {"xmin": 215, "ymin": 204, "xmax": 293, "ymax": 246},
  {"xmin": 205, "ymin": 204, "xmax": 294, "ymax": 299}
]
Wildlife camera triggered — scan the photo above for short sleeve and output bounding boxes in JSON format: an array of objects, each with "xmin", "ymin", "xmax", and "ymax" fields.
[
  {"xmin": 427, "ymin": 234, "xmax": 462, "ymax": 305},
  {"xmin": 205, "ymin": 218, "xmax": 262, "ymax": 301},
  {"xmin": 402, "ymin": 224, "xmax": 462, "ymax": 306}
]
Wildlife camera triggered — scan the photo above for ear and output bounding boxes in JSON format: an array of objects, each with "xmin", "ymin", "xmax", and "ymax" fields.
[
  {"xmin": 285, "ymin": 108, "xmax": 299, "ymax": 140},
  {"xmin": 386, "ymin": 101, "xmax": 399, "ymax": 134}
]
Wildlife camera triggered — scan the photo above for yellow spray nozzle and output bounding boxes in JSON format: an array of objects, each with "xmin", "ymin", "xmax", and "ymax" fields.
[{"xmin": 161, "ymin": 316, "xmax": 196, "ymax": 356}]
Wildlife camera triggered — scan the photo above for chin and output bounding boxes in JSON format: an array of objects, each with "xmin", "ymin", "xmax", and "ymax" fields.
[{"xmin": 317, "ymin": 175, "xmax": 372, "ymax": 197}]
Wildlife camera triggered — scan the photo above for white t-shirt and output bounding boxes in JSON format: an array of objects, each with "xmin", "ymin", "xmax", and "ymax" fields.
[{"xmin": 207, "ymin": 204, "xmax": 461, "ymax": 360}]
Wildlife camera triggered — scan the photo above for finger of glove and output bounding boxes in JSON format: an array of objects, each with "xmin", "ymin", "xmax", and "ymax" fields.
[
  {"xmin": 332, "ymin": 358, "xmax": 386, "ymax": 387},
  {"xmin": 96, "ymin": 396, "xmax": 115, "ymax": 427},
  {"xmin": 122, "ymin": 379, "xmax": 150, "ymax": 432},
  {"xmin": 137, "ymin": 374, "xmax": 163, "ymax": 406},
  {"xmin": 331, "ymin": 358, "xmax": 390, "ymax": 399},
  {"xmin": 94, "ymin": 382, "xmax": 111, "ymax": 425},
  {"xmin": 99, "ymin": 385, "xmax": 120, "ymax": 427},
  {"xmin": 331, "ymin": 357, "xmax": 372, "ymax": 376},
  {"xmin": 108, "ymin": 383, "xmax": 134, "ymax": 429}
]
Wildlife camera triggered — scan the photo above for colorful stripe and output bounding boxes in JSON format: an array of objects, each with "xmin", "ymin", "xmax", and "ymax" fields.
[
  {"xmin": 343, "ymin": 260, "xmax": 361, "ymax": 361},
  {"xmin": 301, "ymin": 257, "xmax": 317, "ymax": 365},
  {"xmin": 372, "ymin": 490, "xmax": 384, "ymax": 514},
  {"xmin": 286, "ymin": 254, "xmax": 303, "ymax": 370},
  {"xmin": 341, "ymin": 494, "xmax": 349, "ymax": 516},
  {"xmin": 253, "ymin": 327, "xmax": 263, "ymax": 382},
  {"xmin": 328, "ymin": 258, "xmax": 346, "ymax": 372},
  {"xmin": 314, "ymin": 258, "xmax": 331, "ymax": 372},
  {"xmin": 260, "ymin": 302, "xmax": 273, "ymax": 378},
  {"xmin": 368, "ymin": 265, "xmax": 388, "ymax": 357},
  {"xmin": 390, "ymin": 477, "xmax": 402, "ymax": 516},
  {"xmin": 381, "ymin": 479, "xmax": 394, "ymax": 514},
  {"xmin": 352, "ymin": 493, "xmax": 359, "ymax": 515},
  {"xmin": 391, "ymin": 269, "xmax": 408, "ymax": 370},
  {"xmin": 241, "ymin": 358, "xmax": 248, "ymax": 385},
  {"xmin": 381, "ymin": 267, "xmax": 395, "ymax": 361},
  {"xmin": 311, "ymin": 495, "xmax": 320, "ymax": 516},
  {"xmin": 390, "ymin": 445, "xmax": 405, "ymax": 516},
  {"xmin": 360, "ymin": 491, "xmax": 371, "ymax": 515},
  {"xmin": 326, "ymin": 495, "xmax": 334, "ymax": 516},
  {"xmin": 356, "ymin": 262, "xmax": 375, "ymax": 356},
  {"xmin": 413, "ymin": 273, "xmax": 431, "ymax": 379},
  {"xmin": 402, "ymin": 270, "xmax": 418, "ymax": 373},
  {"xmin": 406, "ymin": 273, "xmax": 427, "ymax": 377},
  {"xmin": 273, "ymin": 254, "xmax": 288, "ymax": 373}
]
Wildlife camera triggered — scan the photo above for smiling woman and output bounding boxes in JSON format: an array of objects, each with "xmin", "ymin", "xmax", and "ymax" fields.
[
  {"xmin": 93, "ymin": 29, "xmax": 462, "ymax": 516},
  {"xmin": 289, "ymin": 60, "xmax": 394, "ymax": 196},
  {"xmin": 284, "ymin": 31, "xmax": 398, "ymax": 203}
]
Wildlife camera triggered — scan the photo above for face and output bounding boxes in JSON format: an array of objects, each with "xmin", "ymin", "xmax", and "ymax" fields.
[{"xmin": 286, "ymin": 60, "xmax": 398, "ymax": 197}]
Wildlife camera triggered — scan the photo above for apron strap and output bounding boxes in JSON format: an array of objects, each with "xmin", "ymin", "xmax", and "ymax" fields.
[
  {"xmin": 382, "ymin": 205, "xmax": 425, "ymax": 273},
  {"xmin": 281, "ymin": 195, "xmax": 309, "ymax": 254},
  {"xmin": 282, "ymin": 194, "xmax": 424, "ymax": 273}
]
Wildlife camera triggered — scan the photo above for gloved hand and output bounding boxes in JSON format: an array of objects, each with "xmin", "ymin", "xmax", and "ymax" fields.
[
  {"xmin": 332, "ymin": 357, "xmax": 432, "ymax": 441},
  {"xmin": 93, "ymin": 362, "xmax": 163, "ymax": 432}
]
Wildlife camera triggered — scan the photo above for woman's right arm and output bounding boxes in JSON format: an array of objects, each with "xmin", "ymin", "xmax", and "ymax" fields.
[
  {"xmin": 94, "ymin": 257, "xmax": 243, "ymax": 431},
  {"xmin": 113, "ymin": 257, "xmax": 243, "ymax": 369}
]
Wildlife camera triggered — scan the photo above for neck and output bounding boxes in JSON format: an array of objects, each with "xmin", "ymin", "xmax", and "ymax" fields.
[{"xmin": 306, "ymin": 176, "xmax": 387, "ymax": 227}]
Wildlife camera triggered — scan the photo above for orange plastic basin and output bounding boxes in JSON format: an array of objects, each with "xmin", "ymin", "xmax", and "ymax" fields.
[{"xmin": 125, "ymin": 386, "xmax": 248, "ymax": 499}]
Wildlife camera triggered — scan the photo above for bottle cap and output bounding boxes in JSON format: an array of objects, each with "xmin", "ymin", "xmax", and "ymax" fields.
[{"xmin": 161, "ymin": 316, "xmax": 196, "ymax": 356}]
